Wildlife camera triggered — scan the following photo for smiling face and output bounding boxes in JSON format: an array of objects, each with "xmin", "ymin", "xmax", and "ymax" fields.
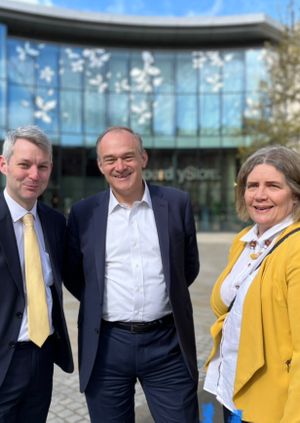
[
  {"xmin": 0, "ymin": 138, "xmax": 52, "ymax": 210},
  {"xmin": 97, "ymin": 129, "xmax": 148, "ymax": 206},
  {"xmin": 244, "ymin": 163, "xmax": 295, "ymax": 236}
]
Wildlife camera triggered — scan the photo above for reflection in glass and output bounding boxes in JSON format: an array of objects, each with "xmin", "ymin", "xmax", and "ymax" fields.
[
  {"xmin": 3, "ymin": 36, "xmax": 264, "ymax": 151},
  {"xmin": 222, "ymin": 51, "xmax": 244, "ymax": 93},
  {"xmin": 176, "ymin": 53, "xmax": 197, "ymax": 94},
  {"xmin": 8, "ymin": 39, "xmax": 36, "ymax": 86},
  {"xmin": 154, "ymin": 94, "xmax": 175, "ymax": 136},
  {"xmin": 199, "ymin": 94, "xmax": 220, "ymax": 135},
  {"xmin": 8, "ymin": 84, "xmax": 33, "ymax": 128},
  {"xmin": 84, "ymin": 91, "xmax": 106, "ymax": 134},
  {"xmin": 176, "ymin": 95, "xmax": 197, "ymax": 136},
  {"xmin": 108, "ymin": 93, "xmax": 129, "ymax": 127},
  {"xmin": 222, "ymin": 94, "xmax": 243, "ymax": 134},
  {"xmin": 0, "ymin": 79, "xmax": 5, "ymax": 129},
  {"xmin": 60, "ymin": 89, "xmax": 82, "ymax": 133}
]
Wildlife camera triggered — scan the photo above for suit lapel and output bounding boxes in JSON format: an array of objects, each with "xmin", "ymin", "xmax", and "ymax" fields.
[
  {"xmin": 150, "ymin": 186, "xmax": 171, "ymax": 289},
  {"xmin": 0, "ymin": 192, "xmax": 23, "ymax": 293},
  {"xmin": 91, "ymin": 192, "xmax": 109, "ymax": 300},
  {"xmin": 37, "ymin": 203, "xmax": 59, "ymax": 285},
  {"xmin": 38, "ymin": 203, "xmax": 52, "ymax": 251}
]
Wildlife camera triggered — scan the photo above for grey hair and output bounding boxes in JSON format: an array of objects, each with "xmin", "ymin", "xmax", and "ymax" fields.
[
  {"xmin": 236, "ymin": 145, "xmax": 300, "ymax": 222},
  {"xmin": 2, "ymin": 126, "xmax": 52, "ymax": 161},
  {"xmin": 96, "ymin": 126, "xmax": 144, "ymax": 161}
]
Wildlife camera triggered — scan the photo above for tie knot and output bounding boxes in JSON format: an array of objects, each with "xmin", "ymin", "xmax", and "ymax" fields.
[{"xmin": 23, "ymin": 213, "xmax": 34, "ymax": 226}]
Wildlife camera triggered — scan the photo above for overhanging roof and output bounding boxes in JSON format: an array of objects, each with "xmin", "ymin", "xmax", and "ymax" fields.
[{"xmin": 0, "ymin": 0, "xmax": 284, "ymax": 48}]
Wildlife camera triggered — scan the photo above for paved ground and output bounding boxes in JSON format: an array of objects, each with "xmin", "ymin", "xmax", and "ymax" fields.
[{"xmin": 48, "ymin": 232, "xmax": 234, "ymax": 423}]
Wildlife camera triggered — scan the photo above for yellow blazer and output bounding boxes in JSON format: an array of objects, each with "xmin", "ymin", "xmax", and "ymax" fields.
[{"xmin": 206, "ymin": 222, "xmax": 300, "ymax": 423}]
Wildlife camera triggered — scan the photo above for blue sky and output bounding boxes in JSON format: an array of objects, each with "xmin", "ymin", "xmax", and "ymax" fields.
[{"xmin": 6, "ymin": 0, "xmax": 300, "ymax": 23}]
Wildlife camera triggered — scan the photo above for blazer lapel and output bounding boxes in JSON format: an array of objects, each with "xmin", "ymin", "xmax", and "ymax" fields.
[
  {"xmin": 91, "ymin": 192, "xmax": 109, "ymax": 301},
  {"xmin": 38, "ymin": 203, "xmax": 52, "ymax": 250},
  {"xmin": 37, "ymin": 203, "xmax": 59, "ymax": 286},
  {"xmin": 150, "ymin": 187, "xmax": 170, "ymax": 289},
  {"xmin": 0, "ymin": 193, "xmax": 23, "ymax": 293}
]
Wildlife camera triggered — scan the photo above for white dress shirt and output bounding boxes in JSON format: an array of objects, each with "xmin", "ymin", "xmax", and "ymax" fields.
[
  {"xmin": 4, "ymin": 189, "xmax": 54, "ymax": 341},
  {"xmin": 102, "ymin": 183, "xmax": 171, "ymax": 322},
  {"xmin": 204, "ymin": 215, "xmax": 293, "ymax": 412}
]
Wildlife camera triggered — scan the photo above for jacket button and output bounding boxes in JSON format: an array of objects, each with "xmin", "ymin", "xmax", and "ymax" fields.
[
  {"xmin": 94, "ymin": 328, "xmax": 99, "ymax": 334},
  {"xmin": 16, "ymin": 312, "xmax": 23, "ymax": 319}
]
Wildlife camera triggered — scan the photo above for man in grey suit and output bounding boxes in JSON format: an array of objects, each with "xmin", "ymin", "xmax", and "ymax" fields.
[
  {"xmin": 65, "ymin": 126, "xmax": 199, "ymax": 422},
  {"xmin": 0, "ymin": 126, "xmax": 73, "ymax": 422}
]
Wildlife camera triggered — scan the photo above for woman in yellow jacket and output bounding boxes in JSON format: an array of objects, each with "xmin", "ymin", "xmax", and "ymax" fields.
[{"xmin": 204, "ymin": 145, "xmax": 300, "ymax": 423}]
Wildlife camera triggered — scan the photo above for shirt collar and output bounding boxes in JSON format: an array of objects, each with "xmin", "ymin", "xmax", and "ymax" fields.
[
  {"xmin": 4, "ymin": 189, "xmax": 38, "ymax": 223},
  {"xmin": 241, "ymin": 215, "xmax": 294, "ymax": 244},
  {"xmin": 108, "ymin": 181, "xmax": 152, "ymax": 214}
]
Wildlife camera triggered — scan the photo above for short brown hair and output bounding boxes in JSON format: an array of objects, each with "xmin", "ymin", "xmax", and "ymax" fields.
[{"xmin": 236, "ymin": 145, "xmax": 300, "ymax": 222}]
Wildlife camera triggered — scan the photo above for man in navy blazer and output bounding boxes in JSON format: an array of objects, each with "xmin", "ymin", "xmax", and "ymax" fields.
[
  {"xmin": 0, "ymin": 126, "xmax": 73, "ymax": 422},
  {"xmin": 65, "ymin": 126, "xmax": 200, "ymax": 422}
]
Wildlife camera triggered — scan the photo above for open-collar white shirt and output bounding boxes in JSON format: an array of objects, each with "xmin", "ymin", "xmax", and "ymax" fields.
[{"xmin": 102, "ymin": 182, "xmax": 171, "ymax": 322}]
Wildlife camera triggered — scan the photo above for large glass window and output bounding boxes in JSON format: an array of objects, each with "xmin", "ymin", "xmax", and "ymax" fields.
[
  {"xmin": 246, "ymin": 48, "xmax": 267, "ymax": 92},
  {"xmin": 60, "ymin": 47, "xmax": 84, "ymax": 89},
  {"xmin": 153, "ymin": 53, "xmax": 174, "ymax": 94},
  {"xmin": 3, "ymin": 36, "xmax": 265, "ymax": 150},
  {"xmin": 8, "ymin": 84, "xmax": 33, "ymax": 128},
  {"xmin": 222, "ymin": 51, "xmax": 244, "ymax": 93},
  {"xmin": 109, "ymin": 52, "xmax": 129, "ymax": 92},
  {"xmin": 153, "ymin": 94, "xmax": 175, "ymax": 136},
  {"xmin": 1, "ymin": 31, "xmax": 270, "ymax": 230},
  {"xmin": 0, "ymin": 25, "xmax": 6, "ymax": 130},
  {"xmin": 0, "ymin": 24, "xmax": 6, "ymax": 79},
  {"xmin": 176, "ymin": 53, "xmax": 197, "ymax": 94},
  {"xmin": 108, "ymin": 93, "xmax": 129, "ymax": 127},
  {"xmin": 199, "ymin": 51, "xmax": 223, "ymax": 94},
  {"xmin": 35, "ymin": 86, "xmax": 59, "ymax": 132},
  {"xmin": 0, "ymin": 79, "xmax": 6, "ymax": 132},
  {"xmin": 84, "ymin": 90, "xmax": 106, "ymax": 135},
  {"xmin": 60, "ymin": 89, "xmax": 82, "ymax": 134},
  {"xmin": 176, "ymin": 95, "xmax": 197, "ymax": 136},
  {"xmin": 222, "ymin": 94, "xmax": 243, "ymax": 134},
  {"xmin": 36, "ymin": 44, "xmax": 59, "ymax": 88},
  {"xmin": 8, "ymin": 39, "xmax": 36, "ymax": 86},
  {"xmin": 199, "ymin": 94, "xmax": 221, "ymax": 135},
  {"xmin": 130, "ymin": 93, "xmax": 152, "ymax": 134}
]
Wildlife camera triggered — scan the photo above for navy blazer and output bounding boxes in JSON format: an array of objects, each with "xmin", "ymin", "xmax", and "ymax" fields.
[
  {"xmin": 65, "ymin": 184, "xmax": 199, "ymax": 392},
  {"xmin": 0, "ymin": 192, "xmax": 73, "ymax": 388}
]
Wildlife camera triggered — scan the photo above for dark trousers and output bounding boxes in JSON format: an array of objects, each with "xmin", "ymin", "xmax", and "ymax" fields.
[
  {"xmin": 85, "ymin": 323, "xmax": 199, "ymax": 422},
  {"xmin": 223, "ymin": 406, "xmax": 249, "ymax": 423},
  {"xmin": 0, "ymin": 338, "xmax": 54, "ymax": 423}
]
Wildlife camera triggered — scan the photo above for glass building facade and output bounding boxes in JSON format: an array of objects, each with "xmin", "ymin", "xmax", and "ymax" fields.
[{"xmin": 0, "ymin": 7, "xmax": 282, "ymax": 230}]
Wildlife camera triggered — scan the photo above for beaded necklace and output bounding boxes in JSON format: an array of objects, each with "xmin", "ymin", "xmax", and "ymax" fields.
[{"xmin": 249, "ymin": 239, "xmax": 272, "ymax": 260}]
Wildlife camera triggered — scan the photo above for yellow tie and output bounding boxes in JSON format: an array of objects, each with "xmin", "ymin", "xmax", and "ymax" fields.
[{"xmin": 23, "ymin": 213, "xmax": 50, "ymax": 347}]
